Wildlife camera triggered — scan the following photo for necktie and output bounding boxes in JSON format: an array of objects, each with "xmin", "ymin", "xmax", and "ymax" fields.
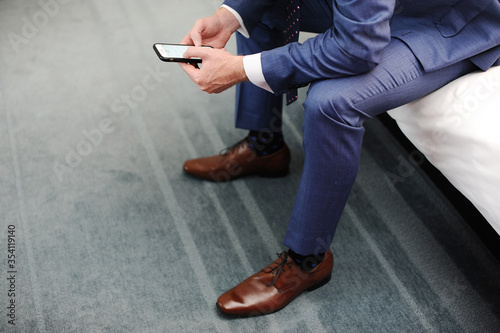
[{"xmin": 285, "ymin": 0, "xmax": 301, "ymax": 105}]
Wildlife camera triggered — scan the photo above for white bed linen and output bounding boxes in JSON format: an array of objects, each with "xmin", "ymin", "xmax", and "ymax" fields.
[{"xmin": 388, "ymin": 66, "xmax": 500, "ymax": 235}]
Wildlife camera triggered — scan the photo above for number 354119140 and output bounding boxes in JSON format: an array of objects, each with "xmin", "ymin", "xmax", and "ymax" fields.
[{"xmin": 7, "ymin": 225, "xmax": 16, "ymax": 269}]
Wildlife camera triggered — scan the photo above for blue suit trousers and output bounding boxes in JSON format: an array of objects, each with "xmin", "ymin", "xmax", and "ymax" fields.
[{"xmin": 235, "ymin": 0, "xmax": 477, "ymax": 255}]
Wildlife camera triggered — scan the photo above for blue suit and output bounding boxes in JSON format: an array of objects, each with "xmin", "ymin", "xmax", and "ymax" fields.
[{"xmin": 223, "ymin": 0, "xmax": 500, "ymax": 255}]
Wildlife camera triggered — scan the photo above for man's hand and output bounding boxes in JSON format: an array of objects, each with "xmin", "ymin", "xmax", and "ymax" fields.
[
  {"xmin": 181, "ymin": 7, "xmax": 240, "ymax": 49},
  {"xmin": 180, "ymin": 47, "xmax": 248, "ymax": 94}
]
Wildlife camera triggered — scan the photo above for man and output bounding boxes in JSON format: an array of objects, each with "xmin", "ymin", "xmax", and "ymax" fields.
[{"xmin": 179, "ymin": 0, "xmax": 500, "ymax": 317}]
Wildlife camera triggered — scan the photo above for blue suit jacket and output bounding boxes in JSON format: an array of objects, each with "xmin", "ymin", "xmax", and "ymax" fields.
[{"xmin": 223, "ymin": 0, "xmax": 500, "ymax": 95}]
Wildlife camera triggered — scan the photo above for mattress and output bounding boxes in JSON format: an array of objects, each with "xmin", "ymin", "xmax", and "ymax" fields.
[{"xmin": 388, "ymin": 66, "xmax": 500, "ymax": 235}]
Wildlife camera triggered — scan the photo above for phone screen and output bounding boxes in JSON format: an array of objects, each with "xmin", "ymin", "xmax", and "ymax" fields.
[
  {"xmin": 154, "ymin": 44, "xmax": 201, "ymax": 62},
  {"xmin": 159, "ymin": 44, "xmax": 189, "ymax": 58}
]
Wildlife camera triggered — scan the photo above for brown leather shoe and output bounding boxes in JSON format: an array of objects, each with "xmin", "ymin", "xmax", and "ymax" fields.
[
  {"xmin": 183, "ymin": 139, "xmax": 291, "ymax": 181},
  {"xmin": 217, "ymin": 250, "xmax": 333, "ymax": 317}
]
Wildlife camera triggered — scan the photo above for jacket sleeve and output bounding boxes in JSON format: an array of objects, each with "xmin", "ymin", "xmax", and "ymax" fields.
[
  {"xmin": 222, "ymin": 0, "xmax": 276, "ymax": 35},
  {"xmin": 261, "ymin": 0, "xmax": 396, "ymax": 95}
]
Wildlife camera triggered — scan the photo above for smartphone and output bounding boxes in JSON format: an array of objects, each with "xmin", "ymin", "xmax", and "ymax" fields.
[{"xmin": 153, "ymin": 43, "xmax": 211, "ymax": 64}]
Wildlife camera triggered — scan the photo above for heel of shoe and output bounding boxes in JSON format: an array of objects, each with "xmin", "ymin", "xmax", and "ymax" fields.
[
  {"xmin": 259, "ymin": 167, "xmax": 289, "ymax": 178},
  {"xmin": 307, "ymin": 274, "xmax": 332, "ymax": 292}
]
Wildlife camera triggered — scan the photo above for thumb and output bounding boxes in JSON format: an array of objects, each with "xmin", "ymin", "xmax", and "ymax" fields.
[{"xmin": 183, "ymin": 46, "xmax": 211, "ymax": 60}]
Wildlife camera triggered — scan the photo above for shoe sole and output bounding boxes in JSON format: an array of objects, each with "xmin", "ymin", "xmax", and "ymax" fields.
[
  {"xmin": 185, "ymin": 167, "xmax": 290, "ymax": 182},
  {"xmin": 258, "ymin": 167, "xmax": 289, "ymax": 178}
]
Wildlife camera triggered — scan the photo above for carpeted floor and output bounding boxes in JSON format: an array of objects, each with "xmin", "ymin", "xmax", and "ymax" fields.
[{"xmin": 1, "ymin": 1, "xmax": 499, "ymax": 332}]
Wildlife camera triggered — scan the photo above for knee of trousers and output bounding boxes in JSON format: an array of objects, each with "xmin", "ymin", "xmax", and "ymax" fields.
[
  {"xmin": 303, "ymin": 81, "xmax": 370, "ymax": 128},
  {"xmin": 301, "ymin": 82, "xmax": 366, "ymax": 166}
]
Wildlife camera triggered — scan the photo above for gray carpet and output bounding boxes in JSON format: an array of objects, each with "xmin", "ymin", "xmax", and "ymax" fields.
[{"xmin": 1, "ymin": 1, "xmax": 499, "ymax": 332}]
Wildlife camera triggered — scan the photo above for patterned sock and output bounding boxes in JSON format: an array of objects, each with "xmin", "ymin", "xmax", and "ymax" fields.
[
  {"xmin": 288, "ymin": 249, "xmax": 326, "ymax": 272},
  {"xmin": 247, "ymin": 130, "xmax": 285, "ymax": 156}
]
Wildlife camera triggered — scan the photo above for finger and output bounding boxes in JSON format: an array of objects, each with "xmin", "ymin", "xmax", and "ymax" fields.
[
  {"xmin": 183, "ymin": 46, "xmax": 211, "ymax": 60},
  {"xmin": 190, "ymin": 31, "xmax": 202, "ymax": 47},
  {"xmin": 190, "ymin": 20, "xmax": 207, "ymax": 47},
  {"xmin": 179, "ymin": 61, "xmax": 198, "ymax": 79},
  {"xmin": 181, "ymin": 33, "xmax": 193, "ymax": 45},
  {"xmin": 178, "ymin": 61, "xmax": 198, "ymax": 70}
]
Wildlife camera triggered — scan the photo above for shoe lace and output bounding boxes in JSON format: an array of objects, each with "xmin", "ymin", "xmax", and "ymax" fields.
[
  {"xmin": 266, "ymin": 251, "xmax": 292, "ymax": 287},
  {"xmin": 219, "ymin": 137, "xmax": 249, "ymax": 156}
]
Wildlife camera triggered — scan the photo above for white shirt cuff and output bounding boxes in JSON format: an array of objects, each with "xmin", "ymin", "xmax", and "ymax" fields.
[
  {"xmin": 243, "ymin": 53, "xmax": 274, "ymax": 93},
  {"xmin": 220, "ymin": 5, "xmax": 250, "ymax": 38}
]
